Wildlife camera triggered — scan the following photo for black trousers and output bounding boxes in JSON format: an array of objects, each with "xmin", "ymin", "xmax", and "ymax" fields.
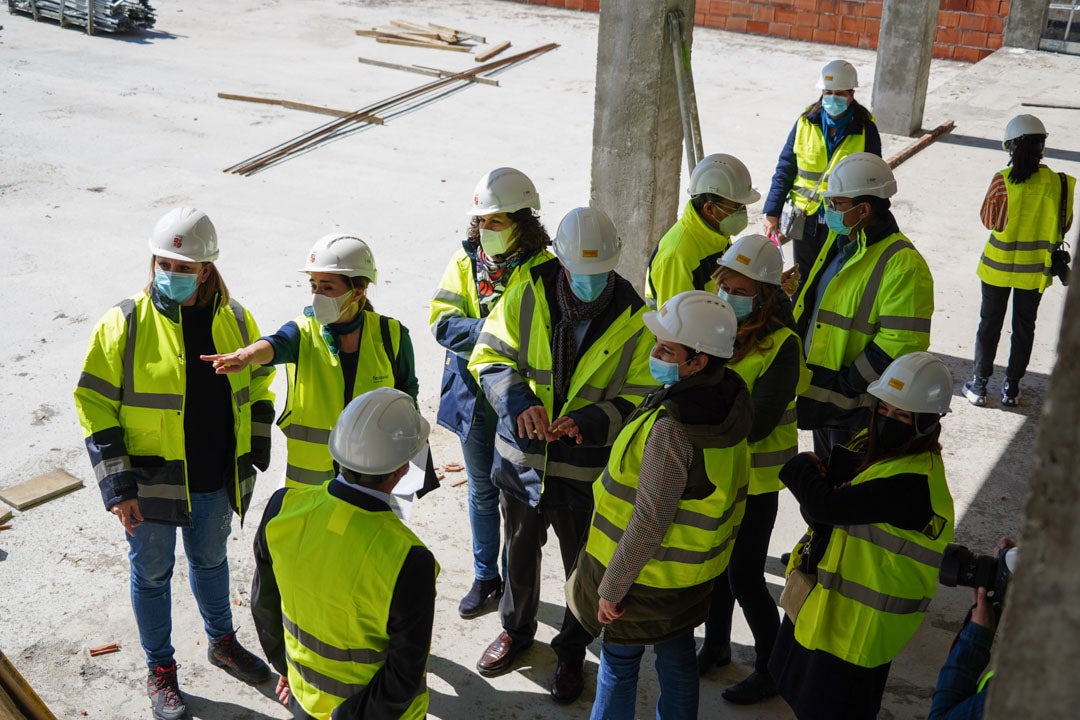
[
  {"xmin": 792, "ymin": 219, "xmax": 830, "ymax": 294},
  {"xmin": 499, "ymin": 489, "xmax": 593, "ymax": 664},
  {"xmin": 703, "ymin": 491, "xmax": 781, "ymax": 673},
  {"xmin": 973, "ymin": 281, "xmax": 1044, "ymax": 384}
]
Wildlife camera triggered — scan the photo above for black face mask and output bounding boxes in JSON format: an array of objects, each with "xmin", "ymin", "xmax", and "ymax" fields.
[{"xmin": 874, "ymin": 413, "xmax": 915, "ymax": 451}]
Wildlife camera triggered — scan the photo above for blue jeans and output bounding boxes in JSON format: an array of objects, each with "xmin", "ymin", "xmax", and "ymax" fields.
[
  {"xmin": 462, "ymin": 401, "xmax": 502, "ymax": 582},
  {"xmin": 591, "ymin": 631, "xmax": 699, "ymax": 720},
  {"xmin": 126, "ymin": 488, "xmax": 235, "ymax": 668}
]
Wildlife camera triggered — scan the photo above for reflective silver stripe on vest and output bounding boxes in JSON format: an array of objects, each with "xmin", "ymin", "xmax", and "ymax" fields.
[
  {"xmin": 118, "ymin": 299, "xmax": 184, "ymax": 411},
  {"xmin": 476, "ymin": 332, "xmax": 518, "ymax": 363},
  {"xmin": 592, "ymin": 512, "xmax": 738, "ymax": 565},
  {"xmin": 240, "ymin": 471, "xmax": 256, "ymax": 497},
  {"xmin": 792, "ymin": 186, "xmax": 818, "ymax": 200},
  {"xmin": 751, "ymin": 447, "xmax": 797, "ymax": 469},
  {"xmin": 286, "ymin": 464, "xmax": 335, "ymax": 485},
  {"xmin": 137, "ymin": 482, "xmax": 188, "ymax": 501},
  {"xmin": 432, "ymin": 288, "xmax": 468, "ymax": 307},
  {"xmin": 620, "ymin": 383, "xmax": 657, "ymax": 397},
  {"xmin": 78, "ymin": 372, "xmax": 122, "ymax": 401},
  {"xmin": 987, "ymin": 236, "xmax": 1056, "ymax": 253},
  {"xmin": 282, "ymin": 424, "xmax": 331, "ymax": 444},
  {"xmin": 576, "ymin": 384, "xmax": 605, "ymax": 402},
  {"xmin": 816, "ymin": 568, "xmax": 932, "ymax": 614},
  {"xmin": 843, "ymin": 524, "xmax": 944, "ymax": 568},
  {"xmin": 93, "ymin": 455, "xmax": 132, "ymax": 482},
  {"xmin": 252, "ymin": 421, "xmax": 273, "ymax": 438},
  {"xmin": 546, "ymin": 460, "xmax": 604, "ymax": 483},
  {"xmin": 252, "ymin": 365, "xmax": 274, "ymax": 379},
  {"xmin": 494, "ymin": 434, "xmax": 546, "ymax": 470},
  {"xmin": 487, "ymin": 371, "xmax": 531, "ymax": 400},
  {"xmin": 286, "ymin": 656, "xmax": 369, "ymax": 700},
  {"xmin": 853, "ymin": 353, "xmax": 878, "ymax": 385},
  {"xmin": 233, "ymin": 387, "xmax": 250, "ymax": 407},
  {"xmin": 517, "ymin": 284, "xmax": 537, "ymax": 376},
  {"xmin": 816, "ymin": 239, "xmax": 917, "ymax": 337},
  {"xmin": 978, "ymin": 254, "xmax": 1052, "ymax": 276},
  {"xmin": 777, "ymin": 407, "xmax": 797, "ymax": 425},
  {"xmin": 877, "ymin": 315, "xmax": 932, "ymax": 333},
  {"xmin": 283, "ymin": 614, "xmax": 387, "ymax": 665},
  {"xmin": 600, "ymin": 469, "xmax": 748, "ymax": 531},
  {"xmin": 229, "ymin": 300, "xmax": 250, "ymax": 345},
  {"xmin": 801, "ymin": 384, "xmax": 876, "ymax": 411},
  {"xmin": 605, "ymin": 333, "xmax": 642, "ymax": 400},
  {"xmin": 796, "ymin": 167, "xmax": 824, "ymax": 182}
]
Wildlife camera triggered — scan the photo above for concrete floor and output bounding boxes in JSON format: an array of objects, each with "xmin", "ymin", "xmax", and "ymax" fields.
[{"xmin": 1, "ymin": 1, "xmax": 1078, "ymax": 717}]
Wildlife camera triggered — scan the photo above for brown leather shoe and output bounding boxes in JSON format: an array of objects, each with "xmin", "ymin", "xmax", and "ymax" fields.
[
  {"xmin": 550, "ymin": 659, "xmax": 585, "ymax": 704},
  {"xmin": 476, "ymin": 632, "xmax": 532, "ymax": 677}
]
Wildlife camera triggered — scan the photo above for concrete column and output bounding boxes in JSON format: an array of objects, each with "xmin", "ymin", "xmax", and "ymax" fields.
[
  {"xmin": 985, "ymin": 273, "xmax": 1080, "ymax": 717},
  {"xmin": 1003, "ymin": 0, "xmax": 1049, "ymax": 50},
  {"xmin": 871, "ymin": 0, "xmax": 941, "ymax": 137},
  {"xmin": 590, "ymin": 0, "xmax": 694, "ymax": 294}
]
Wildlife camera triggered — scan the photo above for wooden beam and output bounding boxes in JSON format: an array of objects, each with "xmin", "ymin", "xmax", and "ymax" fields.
[
  {"xmin": 1021, "ymin": 99, "xmax": 1080, "ymax": 110},
  {"xmin": 0, "ymin": 652, "xmax": 57, "ymax": 720},
  {"xmin": 376, "ymin": 36, "xmax": 472, "ymax": 52},
  {"xmin": 428, "ymin": 22, "xmax": 486, "ymax": 43},
  {"xmin": 475, "ymin": 40, "xmax": 511, "ymax": 62},
  {"xmin": 217, "ymin": 92, "xmax": 384, "ymax": 121},
  {"xmin": 886, "ymin": 120, "xmax": 955, "ymax": 170},
  {"xmin": 0, "ymin": 469, "xmax": 82, "ymax": 511}
]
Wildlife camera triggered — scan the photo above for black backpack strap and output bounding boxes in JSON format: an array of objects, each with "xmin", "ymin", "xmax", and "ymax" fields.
[
  {"xmin": 379, "ymin": 314, "xmax": 402, "ymax": 387},
  {"xmin": 1059, "ymin": 172, "xmax": 1069, "ymax": 244}
]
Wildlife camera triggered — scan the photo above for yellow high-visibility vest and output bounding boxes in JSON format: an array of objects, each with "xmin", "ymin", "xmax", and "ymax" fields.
[
  {"xmin": 644, "ymin": 199, "xmax": 731, "ymax": 310},
  {"xmin": 790, "ymin": 114, "xmax": 868, "ymax": 215}
]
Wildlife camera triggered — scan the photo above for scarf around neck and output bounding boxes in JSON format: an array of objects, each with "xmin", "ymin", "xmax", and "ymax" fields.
[
  {"xmin": 552, "ymin": 270, "xmax": 615, "ymax": 405},
  {"xmin": 474, "ymin": 247, "xmax": 527, "ymax": 317}
]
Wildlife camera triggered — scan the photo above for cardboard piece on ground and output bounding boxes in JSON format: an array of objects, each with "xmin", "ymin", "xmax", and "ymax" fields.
[{"xmin": 0, "ymin": 469, "xmax": 83, "ymax": 511}]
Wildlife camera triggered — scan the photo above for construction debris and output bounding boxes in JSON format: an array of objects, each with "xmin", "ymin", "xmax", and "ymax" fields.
[
  {"xmin": 886, "ymin": 120, "xmax": 956, "ymax": 170},
  {"xmin": 0, "ymin": 651, "xmax": 57, "ymax": 720},
  {"xmin": 475, "ymin": 41, "xmax": 511, "ymax": 63},
  {"xmin": 0, "ymin": 525, "xmax": 11, "ymax": 531},
  {"xmin": 451, "ymin": 477, "xmax": 469, "ymax": 488},
  {"xmin": 7, "ymin": 0, "xmax": 156, "ymax": 34},
  {"xmin": 87, "ymin": 643, "xmax": 121, "ymax": 657},
  {"xmin": 0, "ymin": 507, "xmax": 10, "ymax": 525},
  {"xmin": 442, "ymin": 463, "xmax": 464, "ymax": 473},
  {"xmin": 357, "ymin": 57, "xmax": 499, "ymax": 86},
  {"xmin": 217, "ymin": 92, "xmax": 381, "ymax": 120},
  {"xmin": 0, "ymin": 468, "xmax": 82, "ymax": 511},
  {"xmin": 355, "ymin": 20, "xmax": 482, "ymax": 53},
  {"xmin": 226, "ymin": 43, "xmax": 558, "ymax": 176}
]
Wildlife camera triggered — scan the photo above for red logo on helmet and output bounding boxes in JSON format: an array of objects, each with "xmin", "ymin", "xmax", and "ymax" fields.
[
  {"xmin": 310, "ymin": 252, "xmax": 317, "ymax": 263},
  {"xmin": 173, "ymin": 235, "xmax": 183, "ymax": 248},
  {"xmin": 473, "ymin": 194, "xmax": 479, "ymax": 206}
]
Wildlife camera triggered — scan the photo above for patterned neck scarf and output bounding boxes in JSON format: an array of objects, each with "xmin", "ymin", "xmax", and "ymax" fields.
[
  {"xmin": 552, "ymin": 270, "xmax": 615, "ymax": 405},
  {"xmin": 474, "ymin": 247, "xmax": 527, "ymax": 317}
]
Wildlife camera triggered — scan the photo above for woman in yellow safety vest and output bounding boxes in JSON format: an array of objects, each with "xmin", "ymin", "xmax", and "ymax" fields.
[
  {"xmin": 762, "ymin": 59, "xmax": 881, "ymax": 290},
  {"xmin": 429, "ymin": 167, "xmax": 553, "ymax": 619},
  {"xmin": 205, "ymin": 234, "xmax": 418, "ymax": 487},
  {"xmin": 962, "ymin": 114, "xmax": 1075, "ymax": 408},
  {"xmin": 74, "ymin": 208, "xmax": 275, "ymax": 720},
  {"xmin": 770, "ymin": 351, "xmax": 956, "ymax": 720},
  {"xmin": 696, "ymin": 234, "xmax": 808, "ymax": 705}
]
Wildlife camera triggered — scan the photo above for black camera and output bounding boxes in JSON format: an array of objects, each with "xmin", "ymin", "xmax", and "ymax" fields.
[
  {"xmin": 1050, "ymin": 246, "xmax": 1071, "ymax": 286},
  {"xmin": 939, "ymin": 543, "xmax": 1015, "ymax": 607}
]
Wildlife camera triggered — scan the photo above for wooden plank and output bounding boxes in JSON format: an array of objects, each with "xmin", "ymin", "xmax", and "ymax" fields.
[
  {"xmin": 412, "ymin": 64, "xmax": 499, "ymax": 86},
  {"xmin": 358, "ymin": 57, "xmax": 499, "ymax": 86},
  {"xmin": 475, "ymin": 40, "xmax": 511, "ymax": 62},
  {"xmin": 0, "ymin": 652, "xmax": 56, "ymax": 720},
  {"xmin": 0, "ymin": 507, "xmax": 10, "ymax": 525},
  {"xmin": 0, "ymin": 469, "xmax": 82, "ymax": 511},
  {"xmin": 376, "ymin": 36, "xmax": 472, "ymax": 52},
  {"xmin": 428, "ymin": 22, "xmax": 486, "ymax": 43},
  {"xmin": 886, "ymin": 120, "xmax": 955, "ymax": 170},
  {"xmin": 390, "ymin": 20, "xmax": 445, "ymax": 38},
  {"xmin": 218, "ymin": 93, "xmax": 382, "ymax": 121},
  {"xmin": 0, "ymin": 683, "xmax": 25, "ymax": 720},
  {"xmin": 1020, "ymin": 99, "xmax": 1080, "ymax": 110},
  {"xmin": 359, "ymin": 27, "xmax": 456, "ymax": 45}
]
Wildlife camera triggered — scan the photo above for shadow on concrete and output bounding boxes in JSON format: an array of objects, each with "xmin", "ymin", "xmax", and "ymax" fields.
[
  {"xmin": 184, "ymin": 691, "xmax": 281, "ymax": 720},
  {"xmin": 938, "ymin": 133, "xmax": 1080, "ymax": 163}
]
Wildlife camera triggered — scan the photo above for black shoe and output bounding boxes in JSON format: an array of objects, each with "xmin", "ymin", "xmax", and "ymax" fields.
[
  {"xmin": 1001, "ymin": 379, "xmax": 1020, "ymax": 407},
  {"xmin": 963, "ymin": 376, "xmax": 989, "ymax": 407},
  {"xmin": 550, "ymin": 659, "xmax": 585, "ymax": 704},
  {"xmin": 696, "ymin": 644, "xmax": 731, "ymax": 676},
  {"xmin": 459, "ymin": 577, "xmax": 503, "ymax": 619},
  {"xmin": 146, "ymin": 662, "xmax": 186, "ymax": 720},
  {"xmin": 722, "ymin": 671, "xmax": 778, "ymax": 705},
  {"xmin": 208, "ymin": 631, "xmax": 271, "ymax": 685}
]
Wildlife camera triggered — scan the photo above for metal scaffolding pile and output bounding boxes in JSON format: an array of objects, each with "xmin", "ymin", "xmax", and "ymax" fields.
[{"xmin": 8, "ymin": 0, "xmax": 156, "ymax": 34}]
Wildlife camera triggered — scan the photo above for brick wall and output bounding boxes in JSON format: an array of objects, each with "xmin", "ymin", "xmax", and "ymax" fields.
[{"xmin": 513, "ymin": 0, "xmax": 1009, "ymax": 62}]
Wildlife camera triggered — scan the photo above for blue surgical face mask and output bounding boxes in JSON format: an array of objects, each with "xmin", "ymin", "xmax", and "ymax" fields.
[
  {"xmin": 717, "ymin": 289, "xmax": 755, "ymax": 322},
  {"xmin": 825, "ymin": 206, "xmax": 856, "ymax": 236},
  {"xmin": 649, "ymin": 355, "xmax": 682, "ymax": 385},
  {"xmin": 153, "ymin": 269, "xmax": 199, "ymax": 303},
  {"xmin": 569, "ymin": 272, "xmax": 608, "ymax": 302},
  {"xmin": 821, "ymin": 94, "xmax": 849, "ymax": 117}
]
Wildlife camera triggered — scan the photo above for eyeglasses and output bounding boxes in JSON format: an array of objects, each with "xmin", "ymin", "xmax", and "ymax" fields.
[{"xmin": 826, "ymin": 198, "xmax": 857, "ymax": 211}]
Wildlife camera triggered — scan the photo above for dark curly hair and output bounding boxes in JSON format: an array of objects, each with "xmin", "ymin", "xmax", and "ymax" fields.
[
  {"xmin": 467, "ymin": 207, "xmax": 551, "ymax": 257},
  {"xmin": 1006, "ymin": 134, "xmax": 1047, "ymax": 184}
]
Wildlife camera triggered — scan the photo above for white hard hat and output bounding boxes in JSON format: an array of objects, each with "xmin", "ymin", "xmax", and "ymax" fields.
[
  {"xmin": 688, "ymin": 153, "xmax": 761, "ymax": 205},
  {"xmin": 817, "ymin": 60, "xmax": 859, "ymax": 91},
  {"xmin": 1003, "ymin": 114, "xmax": 1048, "ymax": 150},
  {"xmin": 643, "ymin": 290, "xmax": 738, "ymax": 359},
  {"xmin": 329, "ymin": 387, "xmax": 431, "ymax": 475},
  {"xmin": 469, "ymin": 167, "xmax": 541, "ymax": 216},
  {"xmin": 552, "ymin": 207, "xmax": 622, "ymax": 275},
  {"xmin": 718, "ymin": 234, "xmax": 784, "ymax": 286},
  {"xmin": 301, "ymin": 234, "xmax": 378, "ymax": 283},
  {"xmin": 149, "ymin": 207, "xmax": 219, "ymax": 263},
  {"xmin": 867, "ymin": 351, "xmax": 952, "ymax": 415},
  {"xmin": 822, "ymin": 152, "xmax": 897, "ymax": 199}
]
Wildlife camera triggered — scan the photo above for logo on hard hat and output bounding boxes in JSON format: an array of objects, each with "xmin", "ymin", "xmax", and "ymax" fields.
[
  {"xmin": 887, "ymin": 378, "xmax": 906, "ymax": 391},
  {"xmin": 824, "ymin": 74, "xmax": 834, "ymax": 81},
  {"xmin": 310, "ymin": 252, "xmax": 316, "ymax": 263},
  {"xmin": 473, "ymin": 194, "xmax": 479, "ymax": 206},
  {"xmin": 173, "ymin": 235, "xmax": 183, "ymax": 249},
  {"xmin": 736, "ymin": 254, "xmax": 752, "ymax": 265},
  {"xmin": 582, "ymin": 249, "xmax": 598, "ymax": 258}
]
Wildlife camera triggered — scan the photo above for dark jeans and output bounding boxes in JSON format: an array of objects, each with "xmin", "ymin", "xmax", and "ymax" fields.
[
  {"xmin": 812, "ymin": 426, "xmax": 858, "ymax": 464},
  {"xmin": 973, "ymin": 281, "xmax": 1044, "ymax": 385},
  {"xmin": 793, "ymin": 219, "xmax": 830, "ymax": 294},
  {"xmin": 703, "ymin": 491, "xmax": 781, "ymax": 673},
  {"xmin": 500, "ymin": 489, "xmax": 594, "ymax": 664}
]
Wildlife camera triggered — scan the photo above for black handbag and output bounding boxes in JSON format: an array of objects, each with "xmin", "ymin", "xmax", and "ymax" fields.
[{"xmin": 1051, "ymin": 172, "xmax": 1072, "ymax": 286}]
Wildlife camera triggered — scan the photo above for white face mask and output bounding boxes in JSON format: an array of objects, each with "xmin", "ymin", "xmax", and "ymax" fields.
[
  {"xmin": 717, "ymin": 207, "xmax": 748, "ymax": 237},
  {"xmin": 312, "ymin": 289, "xmax": 356, "ymax": 325},
  {"xmin": 479, "ymin": 225, "xmax": 516, "ymax": 257}
]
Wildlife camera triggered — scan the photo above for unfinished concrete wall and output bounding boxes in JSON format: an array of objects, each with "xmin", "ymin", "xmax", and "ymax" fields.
[
  {"xmin": 872, "ymin": 0, "xmax": 941, "ymax": 136},
  {"xmin": 590, "ymin": 0, "xmax": 694, "ymax": 293},
  {"xmin": 1003, "ymin": 0, "xmax": 1049, "ymax": 49},
  {"xmin": 985, "ymin": 272, "xmax": 1080, "ymax": 716}
]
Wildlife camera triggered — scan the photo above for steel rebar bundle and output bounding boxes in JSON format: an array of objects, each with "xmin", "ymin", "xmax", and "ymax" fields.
[
  {"xmin": 8, "ymin": 0, "xmax": 155, "ymax": 33},
  {"xmin": 224, "ymin": 42, "xmax": 559, "ymax": 176}
]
